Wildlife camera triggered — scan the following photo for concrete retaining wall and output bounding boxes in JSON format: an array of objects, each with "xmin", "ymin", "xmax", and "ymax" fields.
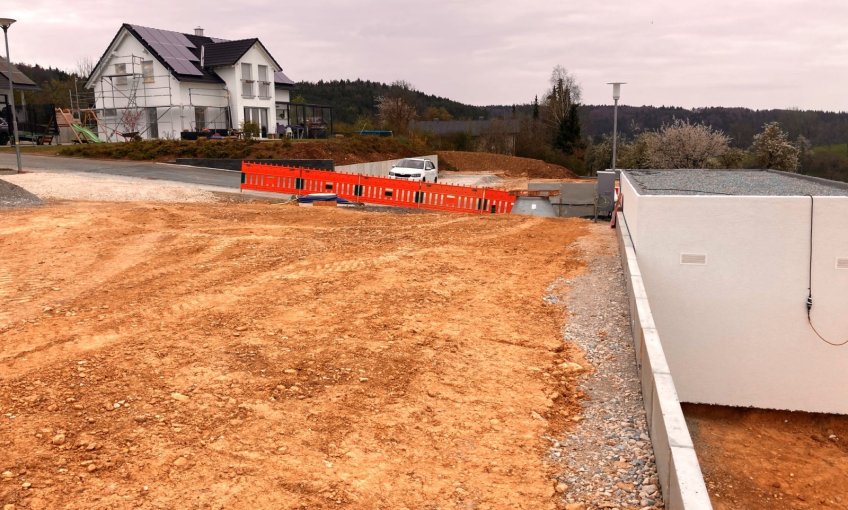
[
  {"xmin": 335, "ymin": 154, "xmax": 438, "ymax": 177},
  {"xmin": 616, "ymin": 213, "xmax": 713, "ymax": 510},
  {"xmin": 620, "ymin": 174, "xmax": 848, "ymax": 413},
  {"xmin": 528, "ymin": 181, "xmax": 596, "ymax": 217}
]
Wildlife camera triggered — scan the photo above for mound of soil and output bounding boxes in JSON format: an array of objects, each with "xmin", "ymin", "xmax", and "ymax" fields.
[
  {"xmin": 0, "ymin": 178, "xmax": 43, "ymax": 208},
  {"xmin": 437, "ymin": 151, "xmax": 576, "ymax": 179}
]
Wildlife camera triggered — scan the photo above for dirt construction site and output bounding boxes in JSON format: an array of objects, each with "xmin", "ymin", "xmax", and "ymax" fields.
[
  {"xmin": 0, "ymin": 184, "xmax": 594, "ymax": 509},
  {"xmin": 3, "ymin": 165, "xmax": 848, "ymax": 510}
]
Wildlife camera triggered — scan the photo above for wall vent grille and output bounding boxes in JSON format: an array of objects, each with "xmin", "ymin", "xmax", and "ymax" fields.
[
  {"xmin": 837, "ymin": 258, "xmax": 848, "ymax": 270},
  {"xmin": 680, "ymin": 253, "xmax": 707, "ymax": 265}
]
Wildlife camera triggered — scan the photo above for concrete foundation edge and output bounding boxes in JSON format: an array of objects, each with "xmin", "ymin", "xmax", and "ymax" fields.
[{"xmin": 615, "ymin": 212, "xmax": 713, "ymax": 510}]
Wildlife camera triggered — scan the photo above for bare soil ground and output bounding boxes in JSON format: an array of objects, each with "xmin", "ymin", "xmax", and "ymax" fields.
[
  {"xmin": 437, "ymin": 151, "xmax": 577, "ymax": 179},
  {"xmin": 0, "ymin": 202, "xmax": 589, "ymax": 509},
  {"xmin": 684, "ymin": 404, "xmax": 848, "ymax": 509}
]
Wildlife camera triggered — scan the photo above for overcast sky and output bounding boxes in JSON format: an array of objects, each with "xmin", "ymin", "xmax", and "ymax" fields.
[{"xmin": 5, "ymin": 0, "xmax": 847, "ymax": 111}]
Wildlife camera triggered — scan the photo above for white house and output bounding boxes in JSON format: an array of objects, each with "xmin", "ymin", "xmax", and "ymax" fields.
[{"xmin": 85, "ymin": 24, "xmax": 295, "ymax": 141}]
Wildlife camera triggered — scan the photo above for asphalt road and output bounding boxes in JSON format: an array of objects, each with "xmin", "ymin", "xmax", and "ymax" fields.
[
  {"xmin": 0, "ymin": 153, "xmax": 241, "ymax": 189},
  {"xmin": 0, "ymin": 153, "xmax": 501, "ymax": 190}
]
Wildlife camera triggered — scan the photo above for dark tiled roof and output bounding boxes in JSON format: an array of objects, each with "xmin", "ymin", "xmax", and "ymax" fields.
[
  {"xmin": 98, "ymin": 24, "xmax": 291, "ymax": 84},
  {"xmin": 201, "ymin": 39, "xmax": 258, "ymax": 67},
  {"xmin": 123, "ymin": 24, "xmax": 220, "ymax": 83},
  {"xmin": 274, "ymin": 70, "xmax": 295, "ymax": 87},
  {"xmin": 0, "ymin": 56, "xmax": 39, "ymax": 90}
]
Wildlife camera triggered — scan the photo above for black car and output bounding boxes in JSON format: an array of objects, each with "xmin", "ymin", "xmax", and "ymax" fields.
[{"xmin": 0, "ymin": 117, "xmax": 8, "ymax": 146}]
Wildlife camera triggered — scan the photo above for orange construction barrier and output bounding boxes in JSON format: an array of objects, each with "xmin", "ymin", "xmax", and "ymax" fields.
[{"xmin": 241, "ymin": 162, "xmax": 515, "ymax": 215}]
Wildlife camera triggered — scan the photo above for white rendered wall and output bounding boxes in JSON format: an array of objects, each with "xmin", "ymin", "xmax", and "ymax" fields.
[
  {"xmin": 89, "ymin": 31, "xmax": 227, "ymax": 140},
  {"xmin": 89, "ymin": 30, "xmax": 285, "ymax": 140},
  {"xmin": 230, "ymin": 45, "xmax": 278, "ymax": 131},
  {"xmin": 621, "ymin": 174, "xmax": 848, "ymax": 414}
]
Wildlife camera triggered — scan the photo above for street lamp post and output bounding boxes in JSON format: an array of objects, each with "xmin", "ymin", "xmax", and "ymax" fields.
[
  {"xmin": 0, "ymin": 17, "xmax": 21, "ymax": 173},
  {"xmin": 607, "ymin": 82, "xmax": 625, "ymax": 171}
]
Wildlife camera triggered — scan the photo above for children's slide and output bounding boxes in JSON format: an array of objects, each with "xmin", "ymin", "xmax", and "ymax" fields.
[{"xmin": 71, "ymin": 124, "xmax": 103, "ymax": 143}]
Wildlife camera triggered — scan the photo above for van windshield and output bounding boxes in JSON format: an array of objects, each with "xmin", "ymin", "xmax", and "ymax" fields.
[{"xmin": 397, "ymin": 159, "xmax": 425, "ymax": 169}]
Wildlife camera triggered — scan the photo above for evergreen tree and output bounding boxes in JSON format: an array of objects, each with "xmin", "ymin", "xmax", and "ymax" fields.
[{"xmin": 554, "ymin": 103, "xmax": 582, "ymax": 153}]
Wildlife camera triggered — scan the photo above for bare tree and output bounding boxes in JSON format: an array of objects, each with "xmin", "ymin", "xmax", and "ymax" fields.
[
  {"xmin": 376, "ymin": 80, "xmax": 417, "ymax": 135},
  {"xmin": 641, "ymin": 119, "xmax": 731, "ymax": 169},
  {"xmin": 543, "ymin": 65, "xmax": 582, "ymax": 129},
  {"xmin": 542, "ymin": 66, "xmax": 583, "ymax": 153},
  {"xmin": 75, "ymin": 56, "xmax": 95, "ymax": 80},
  {"xmin": 751, "ymin": 122, "xmax": 800, "ymax": 172}
]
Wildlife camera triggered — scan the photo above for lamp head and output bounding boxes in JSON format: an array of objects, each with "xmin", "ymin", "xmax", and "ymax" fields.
[
  {"xmin": 607, "ymin": 82, "xmax": 626, "ymax": 101},
  {"xmin": 0, "ymin": 18, "xmax": 16, "ymax": 30}
]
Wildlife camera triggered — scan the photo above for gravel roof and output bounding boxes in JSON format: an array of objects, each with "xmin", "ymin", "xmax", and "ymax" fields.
[
  {"xmin": 0, "ymin": 178, "xmax": 43, "ymax": 208},
  {"xmin": 624, "ymin": 169, "xmax": 848, "ymax": 197}
]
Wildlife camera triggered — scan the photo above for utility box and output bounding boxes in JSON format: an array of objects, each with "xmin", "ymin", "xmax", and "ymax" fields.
[
  {"xmin": 596, "ymin": 170, "xmax": 618, "ymax": 216},
  {"xmin": 621, "ymin": 169, "xmax": 848, "ymax": 414}
]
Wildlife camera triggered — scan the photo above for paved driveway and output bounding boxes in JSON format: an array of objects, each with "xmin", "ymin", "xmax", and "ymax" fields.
[{"xmin": 0, "ymin": 153, "xmax": 240, "ymax": 189}]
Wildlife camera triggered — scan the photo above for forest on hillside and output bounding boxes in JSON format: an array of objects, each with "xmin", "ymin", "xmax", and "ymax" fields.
[
  {"xmin": 12, "ymin": 63, "xmax": 848, "ymax": 150},
  {"xmin": 295, "ymin": 79, "xmax": 848, "ymax": 149},
  {"xmin": 294, "ymin": 79, "xmax": 489, "ymax": 127}
]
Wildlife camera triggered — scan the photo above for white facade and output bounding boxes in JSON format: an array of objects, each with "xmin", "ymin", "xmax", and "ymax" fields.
[
  {"xmin": 621, "ymin": 173, "xmax": 848, "ymax": 414},
  {"xmin": 87, "ymin": 27, "xmax": 291, "ymax": 141}
]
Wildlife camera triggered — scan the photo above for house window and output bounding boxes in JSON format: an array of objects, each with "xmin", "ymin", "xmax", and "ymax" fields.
[
  {"xmin": 142, "ymin": 61, "xmax": 154, "ymax": 84},
  {"xmin": 114, "ymin": 63, "xmax": 127, "ymax": 87},
  {"xmin": 103, "ymin": 108, "xmax": 117, "ymax": 118},
  {"xmin": 241, "ymin": 63, "xmax": 254, "ymax": 99},
  {"xmin": 243, "ymin": 107, "xmax": 268, "ymax": 136},
  {"xmin": 195, "ymin": 107, "xmax": 207, "ymax": 130},
  {"xmin": 258, "ymin": 65, "xmax": 270, "ymax": 99}
]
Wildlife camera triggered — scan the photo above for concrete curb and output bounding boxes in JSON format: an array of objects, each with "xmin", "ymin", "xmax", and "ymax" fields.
[{"xmin": 616, "ymin": 212, "xmax": 713, "ymax": 510}]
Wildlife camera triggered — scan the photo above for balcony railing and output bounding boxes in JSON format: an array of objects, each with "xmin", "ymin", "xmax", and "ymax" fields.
[{"xmin": 241, "ymin": 80, "xmax": 255, "ymax": 99}]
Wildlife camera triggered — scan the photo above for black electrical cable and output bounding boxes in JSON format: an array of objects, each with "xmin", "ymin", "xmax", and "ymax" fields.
[{"xmin": 805, "ymin": 195, "xmax": 848, "ymax": 346}]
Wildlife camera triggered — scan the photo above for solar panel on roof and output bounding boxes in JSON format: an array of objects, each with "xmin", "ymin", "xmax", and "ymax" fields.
[
  {"xmin": 131, "ymin": 25, "xmax": 204, "ymax": 77},
  {"xmin": 174, "ymin": 45, "xmax": 199, "ymax": 62},
  {"xmin": 173, "ymin": 60, "xmax": 202, "ymax": 75}
]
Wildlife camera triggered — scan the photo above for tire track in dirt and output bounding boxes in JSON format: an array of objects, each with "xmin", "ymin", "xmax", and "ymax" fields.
[{"xmin": 0, "ymin": 202, "xmax": 589, "ymax": 510}]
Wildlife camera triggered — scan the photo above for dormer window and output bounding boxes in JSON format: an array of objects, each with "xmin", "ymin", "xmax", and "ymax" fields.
[{"xmin": 241, "ymin": 63, "xmax": 254, "ymax": 99}]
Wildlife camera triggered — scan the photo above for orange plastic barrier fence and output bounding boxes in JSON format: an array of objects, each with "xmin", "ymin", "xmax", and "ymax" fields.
[{"xmin": 241, "ymin": 162, "xmax": 515, "ymax": 215}]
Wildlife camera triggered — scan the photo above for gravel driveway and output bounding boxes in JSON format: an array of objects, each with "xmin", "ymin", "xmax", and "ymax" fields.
[{"xmin": 1, "ymin": 171, "xmax": 232, "ymax": 203}]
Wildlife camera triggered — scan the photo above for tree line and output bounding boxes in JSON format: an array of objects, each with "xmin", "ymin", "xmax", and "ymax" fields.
[{"xmin": 9, "ymin": 60, "xmax": 848, "ymax": 182}]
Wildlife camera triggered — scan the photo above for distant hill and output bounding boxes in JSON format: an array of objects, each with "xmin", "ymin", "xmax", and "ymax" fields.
[
  {"xmin": 575, "ymin": 105, "xmax": 848, "ymax": 148},
  {"xmin": 11, "ymin": 63, "xmax": 848, "ymax": 150},
  {"xmin": 486, "ymin": 103, "xmax": 848, "ymax": 148},
  {"xmin": 295, "ymin": 79, "xmax": 489, "ymax": 125},
  {"xmin": 295, "ymin": 78, "xmax": 848, "ymax": 148}
]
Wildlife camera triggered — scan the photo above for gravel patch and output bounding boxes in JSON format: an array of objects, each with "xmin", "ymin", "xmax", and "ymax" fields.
[
  {"xmin": 0, "ymin": 178, "xmax": 43, "ymax": 208},
  {"xmin": 627, "ymin": 169, "xmax": 848, "ymax": 196},
  {"xmin": 2, "ymin": 171, "xmax": 223, "ymax": 203},
  {"xmin": 549, "ymin": 225, "xmax": 663, "ymax": 510}
]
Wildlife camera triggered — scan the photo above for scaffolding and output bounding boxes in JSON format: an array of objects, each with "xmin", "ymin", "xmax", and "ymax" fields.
[{"xmin": 90, "ymin": 54, "xmax": 230, "ymax": 141}]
